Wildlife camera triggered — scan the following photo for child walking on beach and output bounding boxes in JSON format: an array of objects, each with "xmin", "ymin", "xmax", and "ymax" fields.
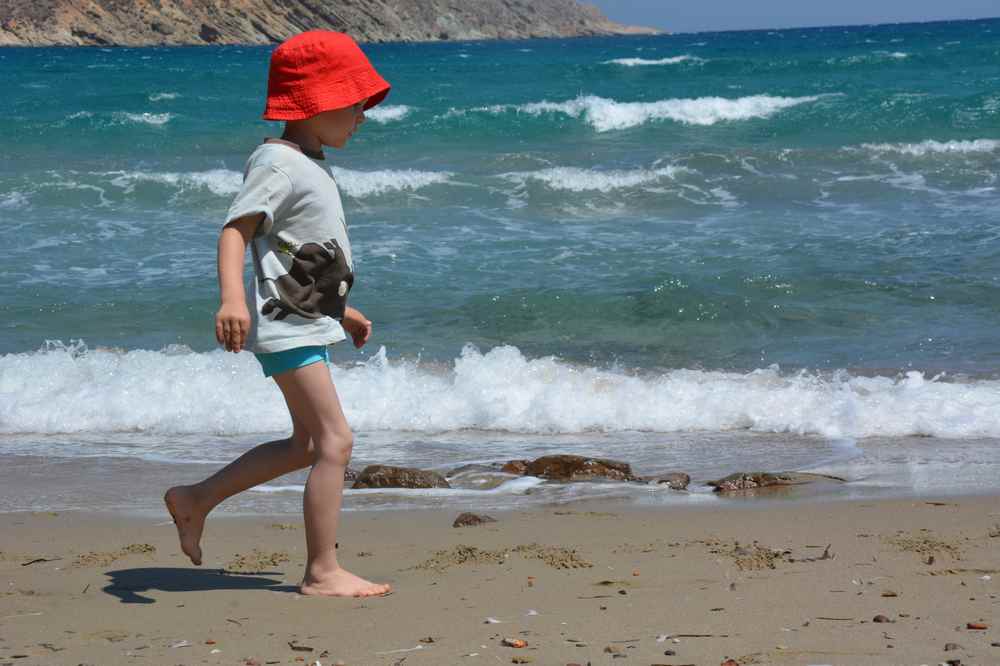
[{"xmin": 165, "ymin": 31, "xmax": 392, "ymax": 598}]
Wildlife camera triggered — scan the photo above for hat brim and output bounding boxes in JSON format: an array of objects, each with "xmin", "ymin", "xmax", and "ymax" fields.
[{"xmin": 363, "ymin": 85, "xmax": 390, "ymax": 111}]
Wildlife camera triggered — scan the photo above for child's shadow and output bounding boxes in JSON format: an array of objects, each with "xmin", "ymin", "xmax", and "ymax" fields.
[{"xmin": 103, "ymin": 567, "xmax": 299, "ymax": 604}]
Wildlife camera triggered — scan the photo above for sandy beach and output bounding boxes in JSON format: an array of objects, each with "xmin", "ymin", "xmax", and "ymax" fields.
[{"xmin": 1, "ymin": 496, "xmax": 998, "ymax": 666}]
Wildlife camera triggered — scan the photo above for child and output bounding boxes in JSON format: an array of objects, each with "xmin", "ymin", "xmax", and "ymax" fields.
[{"xmin": 164, "ymin": 30, "xmax": 392, "ymax": 598}]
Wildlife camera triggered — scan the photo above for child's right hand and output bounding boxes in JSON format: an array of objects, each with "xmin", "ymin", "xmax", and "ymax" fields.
[{"xmin": 215, "ymin": 301, "xmax": 251, "ymax": 353}]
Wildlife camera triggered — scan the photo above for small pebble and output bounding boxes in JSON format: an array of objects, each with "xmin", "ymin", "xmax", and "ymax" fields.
[
  {"xmin": 966, "ymin": 622, "xmax": 989, "ymax": 630},
  {"xmin": 873, "ymin": 615, "xmax": 893, "ymax": 623}
]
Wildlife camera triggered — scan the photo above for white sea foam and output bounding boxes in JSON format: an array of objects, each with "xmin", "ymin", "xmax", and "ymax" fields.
[
  {"xmin": 0, "ymin": 191, "xmax": 29, "ymax": 209},
  {"xmin": 113, "ymin": 112, "xmax": 174, "ymax": 126},
  {"xmin": 501, "ymin": 166, "xmax": 687, "ymax": 192},
  {"xmin": 148, "ymin": 92, "xmax": 179, "ymax": 102},
  {"xmin": 832, "ymin": 51, "xmax": 910, "ymax": 66},
  {"xmin": 329, "ymin": 167, "xmax": 452, "ymax": 198},
  {"xmin": 251, "ymin": 476, "xmax": 546, "ymax": 497},
  {"xmin": 859, "ymin": 139, "xmax": 1000, "ymax": 156},
  {"xmin": 464, "ymin": 94, "xmax": 830, "ymax": 131},
  {"xmin": 3, "ymin": 342, "xmax": 1000, "ymax": 440},
  {"xmin": 106, "ymin": 169, "xmax": 243, "ymax": 196},
  {"xmin": 603, "ymin": 55, "xmax": 702, "ymax": 66},
  {"xmin": 365, "ymin": 104, "xmax": 413, "ymax": 123}
]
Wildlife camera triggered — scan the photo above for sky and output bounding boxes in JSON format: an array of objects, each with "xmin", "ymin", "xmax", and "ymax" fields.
[{"xmin": 588, "ymin": 1, "xmax": 1000, "ymax": 33}]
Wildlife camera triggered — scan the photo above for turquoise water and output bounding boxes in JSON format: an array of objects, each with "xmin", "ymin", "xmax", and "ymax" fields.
[{"xmin": 2, "ymin": 19, "xmax": 1000, "ymax": 511}]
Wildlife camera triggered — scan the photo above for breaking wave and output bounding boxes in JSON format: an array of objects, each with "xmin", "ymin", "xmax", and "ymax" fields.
[
  {"xmin": 113, "ymin": 112, "xmax": 175, "ymax": 126},
  {"xmin": 2, "ymin": 342, "xmax": 999, "ymax": 439},
  {"xmin": 603, "ymin": 55, "xmax": 703, "ymax": 66},
  {"xmin": 452, "ymin": 94, "xmax": 832, "ymax": 131},
  {"xmin": 329, "ymin": 166, "xmax": 453, "ymax": 198},
  {"xmin": 500, "ymin": 166, "xmax": 687, "ymax": 192},
  {"xmin": 858, "ymin": 139, "xmax": 1000, "ymax": 156},
  {"xmin": 365, "ymin": 104, "xmax": 414, "ymax": 123},
  {"xmin": 105, "ymin": 169, "xmax": 243, "ymax": 196}
]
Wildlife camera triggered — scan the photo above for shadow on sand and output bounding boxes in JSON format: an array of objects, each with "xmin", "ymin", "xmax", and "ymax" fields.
[{"xmin": 102, "ymin": 567, "xmax": 298, "ymax": 603}]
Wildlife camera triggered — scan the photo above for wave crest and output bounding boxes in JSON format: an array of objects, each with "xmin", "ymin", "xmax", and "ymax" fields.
[
  {"xmin": 2, "ymin": 342, "xmax": 998, "ymax": 439},
  {"xmin": 329, "ymin": 167, "xmax": 452, "ymax": 198},
  {"xmin": 458, "ymin": 94, "xmax": 831, "ymax": 131},
  {"xmin": 113, "ymin": 112, "xmax": 174, "ymax": 126},
  {"xmin": 501, "ymin": 166, "xmax": 687, "ymax": 192},
  {"xmin": 365, "ymin": 105, "xmax": 413, "ymax": 123},
  {"xmin": 859, "ymin": 139, "xmax": 1000, "ymax": 156},
  {"xmin": 106, "ymin": 169, "xmax": 243, "ymax": 196},
  {"xmin": 603, "ymin": 55, "xmax": 702, "ymax": 66}
]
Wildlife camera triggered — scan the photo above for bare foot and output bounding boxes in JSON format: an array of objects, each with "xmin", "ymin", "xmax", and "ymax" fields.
[
  {"xmin": 164, "ymin": 486, "xmax": 208, "ymax": 566},
  {"xmin": 300, "ymin": 567, "xmax": 392, "ymax": 598}
]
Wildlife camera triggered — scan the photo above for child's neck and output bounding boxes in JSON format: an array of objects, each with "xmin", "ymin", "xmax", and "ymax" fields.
[{"xmin": 278, "ymin": 126, "xmax": 324, "ymax": 160}]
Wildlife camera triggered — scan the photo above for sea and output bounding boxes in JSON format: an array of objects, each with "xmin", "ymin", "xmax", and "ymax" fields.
[{"xmin": 2, "ymin": 18, "xmax": 999, "ymax": 514}]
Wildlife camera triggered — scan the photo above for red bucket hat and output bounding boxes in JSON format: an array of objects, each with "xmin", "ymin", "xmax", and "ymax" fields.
[{"xmin": 263, "ymin": 30, "xmax": 390, "ymax": 121}]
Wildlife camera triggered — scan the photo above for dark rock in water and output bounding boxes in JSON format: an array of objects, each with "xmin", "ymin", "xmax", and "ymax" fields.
[
  {"xmin": 352, "ymin": 465, "xmax": 450, "ymax": 489},
  {"xmin": 501, "ymin": 460, "xmax": 530, "ymax": 475},
  {"xmin": 708, "ymin": 471, "xmax": 846, "ymax": 493},
  {"xmin": 643, "ymin": 472, "xmax": 691, "ymax": 490},
  {"xmin": 524, "ymin": 455, "xmax": 636, "ymax": 482},
  {"xmin": 452, "ymin": 512, "xmax": 498, "ymax": 528}
]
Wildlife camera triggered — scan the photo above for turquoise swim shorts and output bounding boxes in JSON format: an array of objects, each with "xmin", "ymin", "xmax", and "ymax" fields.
[{"xmin": 254, "ymin": 345, "xmax": 330, "ymax": 378}]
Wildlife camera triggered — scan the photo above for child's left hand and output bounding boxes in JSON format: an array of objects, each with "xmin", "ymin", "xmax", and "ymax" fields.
[{"xmin": 342, "ymin": 306, "xmax": 372, "ymax": 349}]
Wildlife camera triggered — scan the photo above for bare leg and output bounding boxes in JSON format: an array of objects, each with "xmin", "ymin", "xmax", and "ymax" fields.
[
  {"xmin": 165, "ymin": 414, "xmax": 314, "ymax": 565},
  {"xmin": 273, "ymin": 362, "xmax": 391, "ymax": 598}
]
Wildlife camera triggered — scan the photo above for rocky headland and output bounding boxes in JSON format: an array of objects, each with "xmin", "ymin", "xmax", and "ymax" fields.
[{"xmin": 0, "ymin": 0, "xmax": 659, "ymax": 47}]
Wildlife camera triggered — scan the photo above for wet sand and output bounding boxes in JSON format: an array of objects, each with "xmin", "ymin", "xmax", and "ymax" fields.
[{"xmin": 1, "ymin": 496, "xmax": 998, "ymax": 665}]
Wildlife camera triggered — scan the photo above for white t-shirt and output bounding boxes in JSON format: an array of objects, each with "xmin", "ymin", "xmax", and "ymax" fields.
[{"xmin": 224, "ymin": 141, "xmax": 354, "ymax": 353}]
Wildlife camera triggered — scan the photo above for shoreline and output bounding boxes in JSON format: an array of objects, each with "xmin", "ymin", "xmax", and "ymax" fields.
[
  {"xmin": 2, "ymin": 495, "xmax": 998, "ymax": 665},
  {"xmin": 4, "ymin": 429, "xmax": 1000, "ymax": 514},
  {"xmin": 6, "ymin": 480, "xmax": 1000, "ymax": 518}
]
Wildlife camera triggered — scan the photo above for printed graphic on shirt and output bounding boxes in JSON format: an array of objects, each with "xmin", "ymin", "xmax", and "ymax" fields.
[{"xmin": 261, "ymin": 238, "xmax": 354, "ymax": 321}]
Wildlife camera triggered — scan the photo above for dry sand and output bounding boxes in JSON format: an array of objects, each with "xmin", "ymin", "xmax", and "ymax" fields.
[{"xmin": 1, "ymin": 496, "xmax": 998, "ymax": 665}]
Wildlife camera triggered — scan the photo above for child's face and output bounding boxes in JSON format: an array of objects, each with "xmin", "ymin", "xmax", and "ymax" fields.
[{"xmin": 312, "ymin": 99, "xmax": 368, "ymax": 149}]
